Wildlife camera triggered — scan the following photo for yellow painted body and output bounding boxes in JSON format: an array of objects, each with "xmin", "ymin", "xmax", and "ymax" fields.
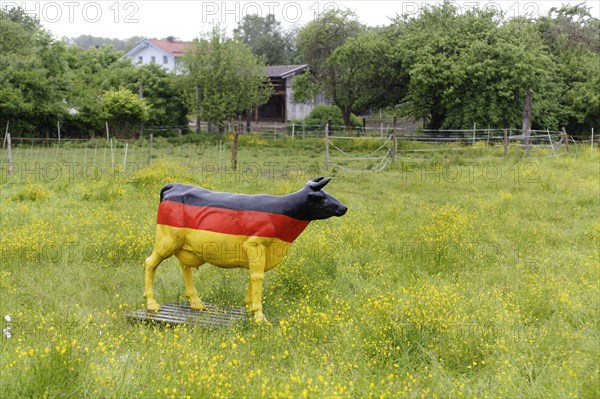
[{"xmin": 144, "ymin": 224, "xmax": 293, "ymax": 323}]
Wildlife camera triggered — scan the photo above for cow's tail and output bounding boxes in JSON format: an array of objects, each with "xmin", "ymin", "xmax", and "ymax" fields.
[{"xmin": 160, "ymin": 184, "xmax": 175, "ymax": 202}]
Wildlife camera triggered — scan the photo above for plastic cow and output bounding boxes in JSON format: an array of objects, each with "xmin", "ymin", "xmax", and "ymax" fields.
[{"xmin": 144, "ymin": 177, "xmax": 347, "ymax": 323}]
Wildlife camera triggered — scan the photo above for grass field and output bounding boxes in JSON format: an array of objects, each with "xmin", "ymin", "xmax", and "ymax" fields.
[{"xmin": 1, "ymin": 137, "xmax": 598, "ymax": 398}]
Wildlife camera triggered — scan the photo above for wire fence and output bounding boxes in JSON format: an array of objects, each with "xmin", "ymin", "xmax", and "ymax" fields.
[{"xmin": 2, "ymin": 126, "xmax": 597, "ymax": 178}]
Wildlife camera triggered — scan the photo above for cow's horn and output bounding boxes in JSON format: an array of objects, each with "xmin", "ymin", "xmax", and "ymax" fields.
[
  {"xmin": 310, "ymin": 177, "xmax": 331, "ymax": 191},
  {"xmin": 311, "ymin": 177, "xmax": 325, "ymax": 183}
]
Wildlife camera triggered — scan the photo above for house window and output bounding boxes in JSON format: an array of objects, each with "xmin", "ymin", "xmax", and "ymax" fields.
[
  {"xmin": 151, "ymin": 56, "xmax": 156, "ymax": 64},
  {"xmin": 163, "ymin": 56, "xmax": 168, "ymax": 64},
  {"xmin": 137, "ymin": 56, "xmax": 143, "ymax": 64}
]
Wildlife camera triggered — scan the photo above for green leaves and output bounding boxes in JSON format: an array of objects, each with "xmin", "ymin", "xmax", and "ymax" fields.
[
  {"xmin": 181, "ymin": 27, "xmax": 272, "ymax": 133},
  {"xmin": 100, "ymin": 87, "xmax": 149, "ymax": 138},
  {"xmin": 388, "ymin": 5, "xmax": 559, "ymax": 130},
  {"xmin": 234, "ymin": 14, "xmax": 294, "ymax": 65}
]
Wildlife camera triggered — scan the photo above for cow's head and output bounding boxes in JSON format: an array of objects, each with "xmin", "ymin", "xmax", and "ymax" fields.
[{"xmin": 300, "ymin": 177, "xmax": 347, "ymax": 220}]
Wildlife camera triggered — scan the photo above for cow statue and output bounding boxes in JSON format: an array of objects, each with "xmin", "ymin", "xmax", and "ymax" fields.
[{"xmin": 144, "ymin": 177, "xmax": 347, "ymax": 323}]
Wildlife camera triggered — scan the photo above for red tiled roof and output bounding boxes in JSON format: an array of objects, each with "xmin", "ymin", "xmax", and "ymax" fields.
[{"xmin": 149, "ymin": 39, "xmax": 191, "ymax": 57}]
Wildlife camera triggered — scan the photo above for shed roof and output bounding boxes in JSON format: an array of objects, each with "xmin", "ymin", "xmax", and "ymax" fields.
[{"xmin": 265, "ymin": 64, "xmax": 310, "ymax": 78}]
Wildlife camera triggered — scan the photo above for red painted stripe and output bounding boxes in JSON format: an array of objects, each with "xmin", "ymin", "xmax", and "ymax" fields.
[{"xmin": 157, "ymin": 200, "xmax": 310, "ymax": 243}]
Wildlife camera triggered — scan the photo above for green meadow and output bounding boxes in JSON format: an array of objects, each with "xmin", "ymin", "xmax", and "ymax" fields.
[{"xmin": 0, "ymin": 137, "xmax": 598, "ymax": 398}]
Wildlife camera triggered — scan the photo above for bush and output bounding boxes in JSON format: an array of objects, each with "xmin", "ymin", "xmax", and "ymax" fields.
[{"xmin": 304, "ymin": 105, "xmax": 362, "ymax": 131}]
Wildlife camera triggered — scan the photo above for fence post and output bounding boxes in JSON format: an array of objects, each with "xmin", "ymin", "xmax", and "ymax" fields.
[
  {"xmin": 123, "ymin": 143, "xmax": 129, "ymax": 169},
  {"xmin": 291, "ymin": 123, "xmax": 295, "ymax": 140},
  {"xmin": 195, "ymin": 86, "xmax": 200, "ymax": 134},
  {"xmin": 302, "ymin": 121, "xmax": 305, "ymax": 139},
  {"xmin": 522, "ymin": 88, "xmax": 533, "ymax": 154},
  {"xmin": 147, "ymin": 134, "xmax": 153, "ymax": 166},
  {"xmin": 105, "ymin": 121, "xmax": 110, "ymax": 142},
  {"xmin": 325, "ymin": 120, "xmax": 330, "ymax": 170},
  {"xmin": 547, "ymin": 129, "xmax": 555, "ymax": 154},
  {"xmin": 472, "ymin": 123, "xmax": 476, "ymax": 145},
  {"xmin": 6, "ymin": 133, "xmax": 12, "ymax": 176},
  {"xmin": 231, "ymin": 123, "xmax": 239, "ymax": 172},
  {"xmin": 3, "ymin": 120, "xmax": 8, "ymax": 148},
  {"xmin": 392, "ymin": 116, "xmax": 397, "ymax": 163},
  {"xmin": 591, "ymin": 128, "xmax": 594, "ymax": 156},
  {"xmin": 57, "ymin": 121, "xmax": 61, "ymax": 142},
  {"xmin": 562, "ymin": 127, "xmax": 569, "ymax": 151},
  {"xmin": 110, "ymin": 138, "xmax": 115, "ymax": 168},
  {"xmin": 503, "ymin": 129, "xmax": 508, "ymax": 158}
]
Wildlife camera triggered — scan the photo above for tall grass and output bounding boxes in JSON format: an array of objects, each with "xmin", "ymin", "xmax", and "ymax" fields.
[{"xmin": 0, "ymin": 141, "xmax": 598, "ymax": 398}]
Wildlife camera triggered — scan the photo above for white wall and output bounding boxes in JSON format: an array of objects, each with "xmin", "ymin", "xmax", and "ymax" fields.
[
  {"xmin": 285, "ymin": 76, "xmax": 328, "ymax": 121},
  {"xmin": 129, "ymin": 45, "xmax": 178, "ymax": 73}
]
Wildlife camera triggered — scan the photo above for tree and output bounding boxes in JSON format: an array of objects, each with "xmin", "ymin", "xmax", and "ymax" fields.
[
  {"xmin": 234, "ymin": 14, "xmax": 293, "ymax": 65},
  {"xmin": 536, "ymin": 3, "xmax": 600, "ymax": 133},
  {"xmin": 387, "ymin": 3, "xmax": 559, "ymax": 130},
  {"xmin": 120, "ymin": 63, "xmax": 189, "ymax": 128},
  {"xmin": 64, "ymin": 45, "xmax": 137, "ymax": 136},
  {"xmin": 0, "ymin": 7, "xmax": 69, "ymax": 136},
  {"xmin": 326, "ymin": 30, "xmax": 407, "ymax": 125},
  {"xmin": 100, "ymin": 87, "xmax": 149, "ymax": 138},
  {"xmin": 293, "ymin": 9, "xmax": 365, "ymax": 126},
  {"xmin": 182, "ymin": 27, "xmax": 272, "ymax": 135}
]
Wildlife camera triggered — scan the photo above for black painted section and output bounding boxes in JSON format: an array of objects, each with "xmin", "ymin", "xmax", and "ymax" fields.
[{"xmin": 159, "ymin": 179, "xmax": 347, "ymax": 221}]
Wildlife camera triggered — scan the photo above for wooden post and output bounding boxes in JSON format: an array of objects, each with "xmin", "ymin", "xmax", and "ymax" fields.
[
  {"xmin": 503, "ymin": 128, "xmax": 508, "ymax": 158},
  {"xmin": 6, "ymin": 133, "xmax": 12, "ymax": 176},
  {"xmin": 302, "ymin": 120, "xmax": 305, "ymax": 139},
  {"xmin": 246, "ymin": 109, "xmax": 251, "ymax": 133},
  {"xmin": 57, "ymin": 121, "xmax": 61, "ymax": 142},
  {"xmin": 562, "ymin": 127, "xmax": 569, "ymax": 151},
  {"xmin": 591, "ymin": 128, "xmax": 595, "ymax": 156},
  {"xmin": 362, "ymin": 117, "xmax": 366, "ymax": 135},
  {"xmin": 392, "ymin": 116, "xmax": 397, "ymax": 163},
  {"xmin": 291, "ymin": 123, "xmax": 295, "ymax": 140},
  {"xmin": 105, "ymin": 120, "xmax": 110, "ymax": 142},
  {"xmin": 110, "ymin": 138, "xmax": 115, "ymax": 168},
  {"xmin": 547, "ymin": 129, "xmax": 555, "ymax": 154},
  {"xmin": 231, "ymin": 119, "xmax": 239, "ymax": 172},
  {"xmin": 123, "ymin": 142, "xmax": 129, "ymax": 169},
  {"xmin": 472, "ymin": 122, "xmax": 476, "ymax": 145},
  {"xmin": 147, "ymin": 134, "xmax": 153, "ymax": 166},
  {"xmin": 4, "ymin": 120, "xmax": 9, "ymax": 148},
  {"xmin": 195, "ymin": 86, "xmax": 200, "ymax": 134},
  {"xmin": 325, "ymin": 120, "xmax": 330, "ymax": 170},
  {"xmin": 522, "ymin": 88, "xmax": 533, "ymax": 152}
]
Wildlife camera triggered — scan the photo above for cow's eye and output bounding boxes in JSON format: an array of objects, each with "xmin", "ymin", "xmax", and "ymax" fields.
[{"xmin": 308, "ymin": 191, "xmax": 325, "ymax": 201}]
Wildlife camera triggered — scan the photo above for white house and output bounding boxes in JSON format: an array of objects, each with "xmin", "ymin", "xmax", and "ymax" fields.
[{"xmin": 123, "ymin": 37, "xmax": 189, "ymax": 73}]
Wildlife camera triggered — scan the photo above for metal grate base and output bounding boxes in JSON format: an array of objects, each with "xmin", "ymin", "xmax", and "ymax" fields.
[{"xmin": 126, "ymin": 303, "xmax": 248, "ymax": 328}]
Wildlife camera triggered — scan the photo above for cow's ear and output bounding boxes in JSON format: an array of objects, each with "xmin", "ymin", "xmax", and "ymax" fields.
[
  {"xmin": 306, "ymin": 177, "xmax": 324, "ymax": 186},
  {"xmin": 308, "ymin": 191, "xmax": 325, "ymax": 201},
  {"xmin": 309, "ymin": 177, "xmax": 331, "ymax": 191}
]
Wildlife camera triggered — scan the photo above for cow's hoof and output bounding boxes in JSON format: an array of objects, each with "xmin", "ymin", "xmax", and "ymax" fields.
[
  {"xmin": 190, "ymin": 299, "xmax": 206, "ymax": 311},
  {"xmin": 147, "ymin": 301, "xmax": 161, "ymax": 312},
  {"xmin": 253, "ymin": 313, "xmax": 269, "ymax": 324}
]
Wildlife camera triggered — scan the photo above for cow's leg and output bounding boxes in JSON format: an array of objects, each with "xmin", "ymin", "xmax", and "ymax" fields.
[
  {"xmin": 176, "ymin": 250, "xmax": 205, "ymax": 311},
  {"xmin": 179, "ymin": 263, "xmax": 205, "ymax": 311},
  {"xmin": 245, "ymin": 242, "xmax": 267, "ymax": 323},
  {"xmin": 244, "ymin": 281, "xmax": 253, "ymax": 308},
  {"xmin": 144, "ymin": 251, "xmax": 165, "ymax": 312},
  {"xmin": 144, "ymin": 226, "xmax": 184, "ymax": 312}
]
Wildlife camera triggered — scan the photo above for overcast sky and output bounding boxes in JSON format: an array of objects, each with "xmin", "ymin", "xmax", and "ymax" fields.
[{"xmin": 2, "ymin": 0, "xmax": 598, "ymax": 40}]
